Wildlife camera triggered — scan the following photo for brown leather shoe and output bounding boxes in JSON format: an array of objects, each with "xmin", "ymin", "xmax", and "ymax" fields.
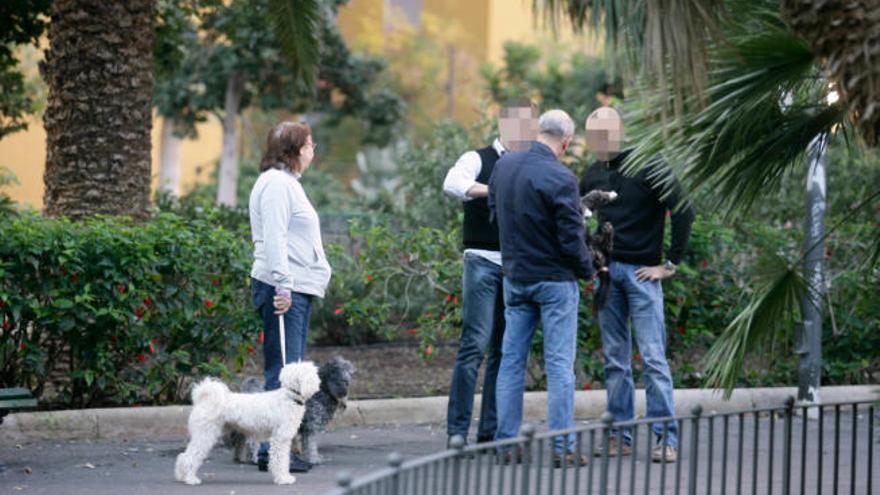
[
  {"xmin": 554, "ymin": 452, "xmax": 589, "ymax": 468},
  {"xmin": 496, "ymin": 447, "xmax": 524, "ymax": 465},
  {"xmin": 593, "ymin": 436, "xmax": 632, "ymax": 457}
]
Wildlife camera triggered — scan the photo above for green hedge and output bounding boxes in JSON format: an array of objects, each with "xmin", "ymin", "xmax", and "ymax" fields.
[{"xmin": 0, "ymin": 212, "xmax": 259, "ymax": 407}]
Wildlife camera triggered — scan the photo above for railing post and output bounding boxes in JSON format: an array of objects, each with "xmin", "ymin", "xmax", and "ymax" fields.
[
  {"xmin": 387, "ymin": 452, "xmax": 403, "ymax": 495},
  {"xmin": 520, "ymin": 424, "xmax": 535, "ymax": 495},
  {"xmin": 782, "ymin": 396, "xmax": 795, "ymax": 495},
  {"xmin": 599, "ymin": 411, "xmax": 614, "ymax": 495},
  {"xmin": 449, "ymin": 434, "xmax": 465, "ymax": 495},
  {"xmin": 336, "ymin": 470, "xmax": 353, "ymax": 494},
  {"xmin": 688, "ymin": 405, "xmax": 703, "ymax": 495}
]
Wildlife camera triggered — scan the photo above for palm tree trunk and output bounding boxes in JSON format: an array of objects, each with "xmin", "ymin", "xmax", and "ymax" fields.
[
  {"xmin": 41, "ymin": 0, "xmax": 155, "ymax": 219},
  {"xmin": 216, "ymin": 72, "xmax": 244, "ymax": 207},
  {"xmin": 158, "ymin": 117, "xmax": 183, "ymax": 197}
]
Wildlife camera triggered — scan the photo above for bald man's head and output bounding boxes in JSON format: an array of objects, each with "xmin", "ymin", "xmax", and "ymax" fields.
[{"xmin": 585, "ymin": 107, "xmax": 624, "ymax": 161}]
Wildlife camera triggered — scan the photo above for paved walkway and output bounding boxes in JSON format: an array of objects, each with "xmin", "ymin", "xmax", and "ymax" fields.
[
  {"xmin": 0, "ymin": 424, "xmax": 447, "ymax": 495},
  {"xmin": 1, "ymin": 410, "xmax": 876, "ymax": 495}
]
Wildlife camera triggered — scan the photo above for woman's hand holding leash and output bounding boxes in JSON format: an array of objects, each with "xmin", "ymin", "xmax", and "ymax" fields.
[{"xmin": 274, "ymin": 288, "xmax": 292, "ymax": 315}]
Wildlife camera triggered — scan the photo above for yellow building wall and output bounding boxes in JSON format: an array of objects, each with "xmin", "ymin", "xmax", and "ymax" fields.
[
  {"xmin": 0, "ymin": 115, "xmax": 223, "ymax": 210},
  {"xmin": 486, "ymin": 0, "xmax": 600, "ymax": 63},
  {"xmin": 339, "ymin": 0, "xmax": 595, "ymax": 65}
]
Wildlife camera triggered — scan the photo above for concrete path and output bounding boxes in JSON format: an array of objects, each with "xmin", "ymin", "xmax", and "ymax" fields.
[
  {"xmin": 1, "ymin": 409, "xmax": 877, "ymax": 495},
  {"xmin": 0, "ymin": 424, "xmax": 447, "ymax": 495}
]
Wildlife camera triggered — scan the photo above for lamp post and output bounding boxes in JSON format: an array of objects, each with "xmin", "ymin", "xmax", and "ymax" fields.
[{"xmin": 795, "ymin": 102, "xmax": 831, "ymax": 405}]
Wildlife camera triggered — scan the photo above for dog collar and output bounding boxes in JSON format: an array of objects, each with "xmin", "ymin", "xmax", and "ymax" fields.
[{"xmin": 286, "ymin": 389, "xmax": 306, "ymax": 406}]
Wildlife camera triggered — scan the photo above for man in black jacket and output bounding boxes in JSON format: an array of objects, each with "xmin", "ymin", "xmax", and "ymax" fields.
[
  {"xmin": 489, "ymin": 109, "xmax": 594, "ymax": 468},
  {"xmin": 581, "ymin": 107, "xmax": 695, "ymax": 463}
]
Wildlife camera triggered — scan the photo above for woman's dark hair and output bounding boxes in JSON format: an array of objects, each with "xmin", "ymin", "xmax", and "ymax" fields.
[{"xmin": 259, "ymin": 121, "xmax": 312, "ymax": 173}]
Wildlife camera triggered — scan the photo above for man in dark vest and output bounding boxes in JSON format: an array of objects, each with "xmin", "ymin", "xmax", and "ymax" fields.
[{"xmin": 442, "ymin": 97, "xmax": 538, "ymax": 447}]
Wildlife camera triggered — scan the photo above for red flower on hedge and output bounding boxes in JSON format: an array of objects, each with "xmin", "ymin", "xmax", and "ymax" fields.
[
  {"xmin": 259, "ymin": 331, "xmax": 264, "ymax": 344},
  {"xmin": 134, "ymin": 307, "xmax": 146, "ymax": 318},
  {"xmin": 149, "ymin": 341, "xmax": 156, "ymax": 354},
  {"xmin": 334, "ymin": 305, "xmax": 344, "ymax": 316},
  {"xmin": 20, "ymin": 342, "xmax": 27, "ymax": 351},
  {"xmin": 445, "ymin": 294, "xmax": 453, "ymax": 304},
  {"xmin": 677, "ymin": 325, "xmax": 686, "ymax": 336},
  {"xmin": 204, "ymin": 299, "xmax": 215, "ymax": 310},
  {"xmin": 117, "ymin": 285, "xmax": 127, "ymax": 295},
  {"xmin": 405, "ymin": 328, "xmax": 417, "ymax": 335},
  {"xmin": 634, "ymin": 353, "xmax": 642, "ymax": 362},
  {"xmin": 583, "ymin": 382, "xmax": 593, "ymax": 391},
  {"xmin": 247, "ymin": 345, "xmax": 256, "ymax": 354},
  {"xmin": 212, "ymin": 278, "xmax": 221, "ymax": 286},
  {"xmin": 424, "ymin": 345, "xmax": 434, "ymax": 357},
  {"xmin": 365, "ymin": 274, "xmax": 374, "ymax": 283},
  {"xmin": 452, "ymin": 295, "xmax": 459, "ymax": 305},
  {"xmin": 700, "ymin": 260, "xmax": 709, "ymax": 269},
  {"xmin": 143, "ymin": 297, "xmax": 153, "ymax": 307},
  {"xmin": 676, "ymin": 296, "xmax": 685, "ymax": 306},
  {"xmin": 2, "ymin": 319, "xmax": 10, "ymax": 331},
  {"xmin": 137, "ymin": 353, "xmax": 146, "ymax": 363},
  {"xmin": 825, "ymin": 248, "xmax": 833, "ymax": 258},
  {"xmin": 584, "ymin": 282, "xmax": 594, "ymax": 293}
]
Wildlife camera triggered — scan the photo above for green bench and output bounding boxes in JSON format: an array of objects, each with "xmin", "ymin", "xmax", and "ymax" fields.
[
  {"xmin": 0, "ymin": 387, "xmax": 38, "ymax": 424},
  {"xmin": 1, "ymin": 387, "xmax": 36, "ymax": 472}
]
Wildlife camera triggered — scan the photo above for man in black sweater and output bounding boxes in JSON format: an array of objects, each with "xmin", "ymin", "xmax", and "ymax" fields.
[{"xmin": 581, "ymin": 107, "xmax": 695, "ymax": 463}]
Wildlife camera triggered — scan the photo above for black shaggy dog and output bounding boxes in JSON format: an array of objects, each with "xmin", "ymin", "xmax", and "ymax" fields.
[
  {"xmin": 299, "ymin": 356, "xmax": 356, "ymax": 464},
  {"xmin": 227, "ymin": 357, "xmax": 356, "ymax": 466},
  {"xmin": 581, "ymin": 190, "xmax": 617, "ymax": 310}
]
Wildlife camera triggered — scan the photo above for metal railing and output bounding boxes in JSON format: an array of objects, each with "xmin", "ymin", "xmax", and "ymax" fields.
[{"xmin": 327, "ymin": 397, "xmax": 877, "ymax": 495}]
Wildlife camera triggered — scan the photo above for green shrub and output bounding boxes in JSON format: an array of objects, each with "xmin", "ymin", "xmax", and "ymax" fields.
[{"xmin": 0, "ymin": 212, "xmax": 259, "ymax": 407}]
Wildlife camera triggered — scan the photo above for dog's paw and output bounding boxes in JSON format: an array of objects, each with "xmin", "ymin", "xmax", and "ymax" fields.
[
  {"xmin": 182, "ymin": 476, "xmax": 202, "ymax": 485},
  {"xmin": 274, "ymin": 474, "xmax": 297, "ymax": 485}
]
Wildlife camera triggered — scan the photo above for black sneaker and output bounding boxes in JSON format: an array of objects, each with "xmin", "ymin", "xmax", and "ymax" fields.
[
  {"xmin": 289, "ymin": 455, "xmax": 313, "ymax": 473},
  {"xmin": 257, "ymin": 454, "xmax": 313, "ymax": 473}
]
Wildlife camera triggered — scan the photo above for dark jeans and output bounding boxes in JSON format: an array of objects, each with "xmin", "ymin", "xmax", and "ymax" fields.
[
  {"xmin": 446, "ymin": 253, "xmax": 505, "ymax": 442},
  {"xmin": 252, "ymin": 278, "xmax": 313, "ymax": 460}
]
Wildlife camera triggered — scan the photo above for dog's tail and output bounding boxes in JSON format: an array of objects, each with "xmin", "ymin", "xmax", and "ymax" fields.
[{"xmin": 191, "ymin": 377, "xmax": 229, "ymax": 406}]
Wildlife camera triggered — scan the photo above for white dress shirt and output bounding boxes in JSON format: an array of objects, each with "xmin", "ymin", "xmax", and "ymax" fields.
[{"xmin": 442, "ymin": 138, "xmax": 506, "ymax": 266}]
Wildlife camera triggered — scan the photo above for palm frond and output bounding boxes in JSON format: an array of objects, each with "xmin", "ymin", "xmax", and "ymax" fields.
[
  {"xmin": 268, "ymin": 0, "xmax": 323, "ymax": 89},
  {"xmin": 622, "ymin": 8, "xmax": 845, "ymax": 215},
  {"xmin": 702, "ymin": 251, "xmax": 806, "ymax": 397},
  {"xmin": 533, "ymin": 0, "xmax": 724, "ymax": 122}
]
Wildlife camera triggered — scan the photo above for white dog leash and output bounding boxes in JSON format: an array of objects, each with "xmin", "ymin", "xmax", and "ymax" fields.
[{"xmin": 278, "ymin": 314, "xmax": 287, "ymax": 365}]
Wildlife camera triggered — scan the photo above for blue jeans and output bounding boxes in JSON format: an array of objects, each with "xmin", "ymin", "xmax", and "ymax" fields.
[
  {"xmin": 447, "ymin": 253, "xmax": 505, "ymax": 442},
  {"xmin": 252, "ymin": 278, "xmax": 313, "ymax": 460},
  {"xmin": 598, "ymin": 261, "xmax": 678, "ymax": 448},
  {"xmin": 495, "ymin": 278, "xmax": 579, "ymax": 454}
]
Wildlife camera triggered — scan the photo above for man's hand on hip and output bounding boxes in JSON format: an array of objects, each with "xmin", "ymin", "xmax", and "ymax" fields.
[{"xmin": 634, "ymin": 264, "xmax": 675, "ymax": 282}]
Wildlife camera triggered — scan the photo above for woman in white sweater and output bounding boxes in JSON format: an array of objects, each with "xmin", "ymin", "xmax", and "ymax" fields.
[{"xmin": 248, "ymin": 121, "xmax": 332, "ymax": 473}]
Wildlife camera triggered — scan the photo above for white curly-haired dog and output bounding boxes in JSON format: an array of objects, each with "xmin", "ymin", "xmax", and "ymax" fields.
[{"xmin": 174, "ymin": 361, "xmax": 321, "ymax": 485}]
